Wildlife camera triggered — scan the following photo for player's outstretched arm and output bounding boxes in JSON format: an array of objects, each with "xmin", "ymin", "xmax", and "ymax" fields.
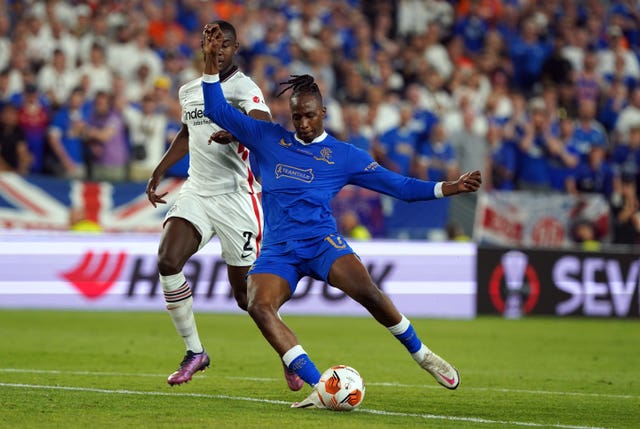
[{"xmin": 347, "ymin": 145, "xmax": 482, "ymax": 202}]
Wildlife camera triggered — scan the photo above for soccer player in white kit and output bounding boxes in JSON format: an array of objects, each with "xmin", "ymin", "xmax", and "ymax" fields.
[{"xmin": 145, "ymin": 21, "xmax": 303, "ymax": 391}]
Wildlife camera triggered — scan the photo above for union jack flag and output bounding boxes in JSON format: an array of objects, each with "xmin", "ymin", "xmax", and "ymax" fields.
[{"xmin": 0, "ymin": 172, "xmax": 185, "ymax": 232}]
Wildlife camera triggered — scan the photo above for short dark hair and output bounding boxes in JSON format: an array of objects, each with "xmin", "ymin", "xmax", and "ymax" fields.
[
  {"xmin": 211, "ymin": 20, "xmax": 237, "ymax": 41},
  {"xmin": 276, "ymin": 74, "xmax": 323, "ymax": 104}
]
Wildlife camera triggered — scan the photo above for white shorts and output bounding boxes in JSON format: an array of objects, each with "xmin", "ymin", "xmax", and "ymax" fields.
[{"xmin": 164, "ymin": 188, "xmax": 263, "ymax": 266}]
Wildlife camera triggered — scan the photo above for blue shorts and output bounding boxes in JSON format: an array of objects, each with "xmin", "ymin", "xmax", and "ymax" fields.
[{"xmin": 248, "ymin": 233, "xmax": 356, "ymax": 293}]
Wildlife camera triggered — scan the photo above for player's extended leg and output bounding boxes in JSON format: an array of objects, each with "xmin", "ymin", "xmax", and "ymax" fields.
[
  {"xmin": 159, "ymin": 217, "xmax": 209, "ymax": 386},
  {"xmin": 328, "ymin": 254, "xmax": 460, "ymax": 390},
  {"xmin": 246, "ymin": 273, "xmax": 322, "ymax": 399}
]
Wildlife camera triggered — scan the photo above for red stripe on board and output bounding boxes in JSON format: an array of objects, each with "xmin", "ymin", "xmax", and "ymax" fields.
[
  {"xmin": 82, "ymin": 182, "xmax": 101, "ymax": 222},
  {"xmin": 116, "ymin": 179, "xmax": 183, "ymax": 220},
  {"xmin": 0, "ymin": 178, "xmax": 48, "ymax": 215}
]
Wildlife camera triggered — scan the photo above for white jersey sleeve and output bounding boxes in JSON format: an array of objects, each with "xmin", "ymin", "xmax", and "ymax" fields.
[{"xmin": 178, "ymin": 70, "xmax": 270, "ymax": 196}]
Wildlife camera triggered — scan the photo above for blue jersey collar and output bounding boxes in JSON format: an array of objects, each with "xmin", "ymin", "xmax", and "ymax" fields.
[{"xmin": 295, "ymin": 131, "xmax": 328, "ymax": 145}]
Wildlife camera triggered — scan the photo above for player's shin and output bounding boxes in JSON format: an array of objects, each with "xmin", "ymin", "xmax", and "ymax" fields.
[
  {"xmin": 387, "ymin": 314, "xmax": 429, "ymax": 360},
  {"xmin": 161, "ymin": 272, "xmax": 204, "ymax": 353}
]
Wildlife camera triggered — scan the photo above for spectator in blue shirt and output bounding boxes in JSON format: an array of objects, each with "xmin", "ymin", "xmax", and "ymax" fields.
[
  {"xmin": 416, "ymin": 122, "xmax": 458, "ymax": 182},
  {"xmin": 509, "ymin": 18, "xmax": 552, "ymax": 94},
  {"xmin": 487, "ymin": 121, "xmax": 518, "ymax": 191},
  {"xmin": 452, "ymin": 3, "xmax": 489, "ymax": 55},
  {"xmin": 46, "ymin": 87, "xmax": 88, "ymax": 179},
  {"xmin": 572, "ymin": 99, "xmax": 609, "ymax": 163},
  {"xmin": 611, "ymin": 124, "xmax": 640, "ymax": 186},
  {"xmin": 597, "ymin": 78, "xmax": 628, "ymax": 132},
  {"xmin": 514, "ymin": 97, "xmax": 553, "ymax": 191},
  {"xmin": 373, "ymin": 103, "xmax": 420, "ymax": 177},
  {"xmin": 547, "ymin": 113, "xmax": 581, "ymax": 192},
  {"xmin": 567, "ymin": 145, "xmax": 619, "ymax": 197},
  {"xmin": 340, "ymin": 103, "xmax": 371, "ymax": 154}
]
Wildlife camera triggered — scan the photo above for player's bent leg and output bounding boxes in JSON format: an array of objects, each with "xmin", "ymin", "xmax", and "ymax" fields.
[{"xmin": 328, "ymin": 254, "xmax": 460, "ymax": 390}]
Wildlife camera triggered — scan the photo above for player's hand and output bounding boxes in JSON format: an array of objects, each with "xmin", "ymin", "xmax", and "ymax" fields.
[
  {"xmin": 208, "ymin": 130, "xmax": 236, "ymax": 145},
  {"xmin": 202, "ymin": 24, "xmax": 223, "ymax": 70},
  {"xmin": 456, "ymin": 170, "xmax": 482, "ymax": 193},
  {"xmin": 146, "ymin": 176, "xmax": 168, "ymax": 208}
]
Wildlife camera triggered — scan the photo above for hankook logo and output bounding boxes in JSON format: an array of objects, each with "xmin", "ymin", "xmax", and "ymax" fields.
[{"xmin": 61, "ymin": 251, "xmax": 128, "ymax": 299}]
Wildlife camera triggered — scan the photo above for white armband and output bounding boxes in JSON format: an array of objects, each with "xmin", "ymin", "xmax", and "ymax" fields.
[
  {"xmin": 202, "ymin": 74, "xmax": 220, "ymax": 83},
  {"xmin": 434, "ymin": 182, "xmax": 444, "ymax": 198}
]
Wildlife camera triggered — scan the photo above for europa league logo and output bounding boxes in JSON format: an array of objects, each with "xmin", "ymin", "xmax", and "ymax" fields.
[
  {"xmin": 489, "ymin": 250, "xmax": 540, "ymax": 317},
  {"xmin": 501, "ymin": 251, "xmax": 528, "ymax": 319}
]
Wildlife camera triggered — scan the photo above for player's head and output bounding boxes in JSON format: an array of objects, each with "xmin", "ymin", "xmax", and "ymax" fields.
[
  {"xmin": 277, "ymin": 74, "xmax": 326, "ymax": 143},
  {"xmin": 202, "ymin": 20, "xmax": 239, "ymax": 73}
]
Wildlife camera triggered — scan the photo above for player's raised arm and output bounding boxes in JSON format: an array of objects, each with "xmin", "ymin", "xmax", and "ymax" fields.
[{"xmin": 200, "ymin": 24, "xmax": 268, "ymax": 151}]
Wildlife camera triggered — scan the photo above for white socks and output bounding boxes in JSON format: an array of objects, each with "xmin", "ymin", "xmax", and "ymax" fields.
[
  {"xmin": 160, "ymin": 272, "xmax": 203, "ymax": 353},
  {"xmin": 282, "ymin": 345, "xmax": 306, "ymax": 368},
  {"xmin": 411, "ymin": 344, "xmax": 430, "ymax": 363},
  {"xmin": 387, "ymin": 315, "xmax": 411, "ymax": 335}
]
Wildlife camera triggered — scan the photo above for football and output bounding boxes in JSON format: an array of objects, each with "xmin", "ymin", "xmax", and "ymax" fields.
[{"xmin": 316, "ymin": 365, "xmax": 365, "ymax": 411}]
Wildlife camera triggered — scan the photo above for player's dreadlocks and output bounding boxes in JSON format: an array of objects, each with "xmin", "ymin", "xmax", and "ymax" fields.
[{"xmin": 276, "ymin": 75, "xmax": 323, "ymax": 104}]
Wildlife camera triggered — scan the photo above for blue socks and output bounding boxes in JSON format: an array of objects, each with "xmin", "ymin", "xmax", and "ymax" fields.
[
  {"xmin": 388, "ymin": 315, "xmax": 422, "ymax": 354},
  {"xmin": 282, "ymin": 345, "xmax": 322, "ymax": 386}
]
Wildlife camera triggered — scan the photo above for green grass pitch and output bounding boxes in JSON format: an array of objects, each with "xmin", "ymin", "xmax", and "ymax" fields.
[{"xmin": 0, "ymin": 310, "xmax": 638, "ymax": 429}]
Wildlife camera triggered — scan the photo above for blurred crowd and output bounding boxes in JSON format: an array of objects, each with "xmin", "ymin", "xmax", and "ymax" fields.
[{"xmin": 1, "ymin": 0, "xmax": 640, "ymax": 244}]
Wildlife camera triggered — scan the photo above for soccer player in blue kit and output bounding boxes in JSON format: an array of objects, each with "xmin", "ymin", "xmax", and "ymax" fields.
[{"xmin": 201, "ymin": 24, "xmax": 482, "ymax": 408}]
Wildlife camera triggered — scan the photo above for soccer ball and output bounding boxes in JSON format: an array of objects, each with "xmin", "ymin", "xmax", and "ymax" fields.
[{"xmin": 316, "ymin": 365, "xmax": 365, "ymax": 411}]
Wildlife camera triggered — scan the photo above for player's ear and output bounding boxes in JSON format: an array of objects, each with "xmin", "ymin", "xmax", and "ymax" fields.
[{"xmin": 322, "ymin": 107, "xmax": 327, "ymax": 118}]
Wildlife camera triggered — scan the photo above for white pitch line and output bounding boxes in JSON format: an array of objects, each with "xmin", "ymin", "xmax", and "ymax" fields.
[
  {"xmin": 0, "ymin": 382, "xmax": 607, "ymax": 429},
  {"xmin": 0, "ymin": 368, "xmax": 637, "ymax": 400}
]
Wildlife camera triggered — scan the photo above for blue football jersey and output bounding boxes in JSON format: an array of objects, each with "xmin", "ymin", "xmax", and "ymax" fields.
[{"xmin": 202, "ymin": 76, "xmax": 440, "ymax": 245}]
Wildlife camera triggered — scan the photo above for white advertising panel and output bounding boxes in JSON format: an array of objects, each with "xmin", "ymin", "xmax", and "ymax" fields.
[{"xmin": 0, "ymin": 233, "xmax": 476, "ymax": 318}]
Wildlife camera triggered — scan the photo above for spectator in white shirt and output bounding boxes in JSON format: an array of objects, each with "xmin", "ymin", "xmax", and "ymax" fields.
[
  {"xmin": 37, "ymin": 48, "xmax": 78, "ymax": 109},
  {"xmin": 78, "ymin": 42, "xmax": 113, "ymax": 98}
]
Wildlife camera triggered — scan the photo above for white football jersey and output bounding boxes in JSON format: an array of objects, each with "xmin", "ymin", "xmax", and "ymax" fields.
[{"xmin": 178, "ymin": 68, "xmax": 270, "ymax": 196}]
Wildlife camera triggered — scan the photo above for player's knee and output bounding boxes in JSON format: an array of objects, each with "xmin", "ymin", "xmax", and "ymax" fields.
[
  {"xmin": 157, "ymin": 254, "xmax": 182, "ymax": 276},
  {"xmin": 246, "ymin": 299, "xmax": 273, "ymax": 325},
  {"xmin": 234, "ymin": 293, "xmax": 248, "ymax": 311},
  {"xmin": 352, "ymin": 283, "xmax": 385, "ymax": 309}
]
